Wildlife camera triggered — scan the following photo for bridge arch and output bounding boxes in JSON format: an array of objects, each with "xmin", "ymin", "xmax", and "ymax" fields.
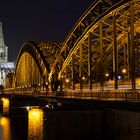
[
  {"xmin": 52, "ymin": 0, "xmax": 140, "ymax": 91},
  {"xmin": 14, "ymin": 41, "xmax": 61, "ymax": 92},
  {"xmin": 5, "ymin": 0, "xmax": 140, "ymax": 93}
]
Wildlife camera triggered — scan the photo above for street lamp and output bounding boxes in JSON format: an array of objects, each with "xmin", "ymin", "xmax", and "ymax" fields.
[
  {"xmin": 105, "ymin": 73, "xmax": 109, "ymax": 77},
  {"xmin": 66, "ymin": 78, "xmax": 69, "ymax": 83},
  {"xmin": 122, "ymin": 68, "xmax": 127, "ymax": 74},
  {"xmin": 118, "ymin": 75, "xmax": 122, "ymax": 80},
  {"xmin": 82, "ymin": 76, "xmax": 85, "ymax": 80}
]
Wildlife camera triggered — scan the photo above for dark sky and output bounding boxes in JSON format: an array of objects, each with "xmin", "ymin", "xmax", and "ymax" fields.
[{"xmin": 0, "ymin": 0, "xmax": 93, "ymax": 62}]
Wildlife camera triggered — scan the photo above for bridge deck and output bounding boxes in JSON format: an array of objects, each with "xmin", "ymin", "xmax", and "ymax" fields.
[
  {"xmin": 1, "ymin": 91, "xmax": 140, "ymax": 112},
  {"xmin": 2, "ymin": 89, "xmax": 140, "ymax": 103}
]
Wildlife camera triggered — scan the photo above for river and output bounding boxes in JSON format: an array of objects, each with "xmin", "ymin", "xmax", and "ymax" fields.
[{"xmin": 0, "ymin": 107, "xmax": 140, "ymax": 140}]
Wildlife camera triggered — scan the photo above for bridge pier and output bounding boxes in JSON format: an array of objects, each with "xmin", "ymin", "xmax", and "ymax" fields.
[{"xmin": 1, "ymin": 98, "xmax": 10, "ymax": 115}]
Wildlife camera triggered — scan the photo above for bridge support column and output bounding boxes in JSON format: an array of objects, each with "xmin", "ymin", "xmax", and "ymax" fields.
[
  {"xmin": 88, "ymin": 32, "xmax": 92, "ymax": 90},
  {"xmin": 113, "ymin": 13, "xmax": 118, "ymax": 89},
  {"xmin": 127, "ymin": 32, "xmax": 130, "ymax": 79},
  {"xmin": 2, "ymin": 98, "xmax": 10, "ymax": 115},
  {"xmin": 79, "ymin": 44, "xmax": 83, "ymax": 90},
  {"xmin": 99, "ymin": 21, "xmax": 104, "ymax": 90},
  {"xmin": 60, "ymin": 78, "xmax": 63, "ymax": 91},
  {"xmin": 72, "ymin": 54, "xmax": 75, "ymax": 90},
  {"xmin": 59, "ymin": 60, "xmax": 63, "ymax": 91},
  {"xmin": 65, "ymin": 66, "xmax": 68, "ymax": 89},
  {"xmin": 130, "ymin": 1, "xmax": 136, "ymax": 90}
]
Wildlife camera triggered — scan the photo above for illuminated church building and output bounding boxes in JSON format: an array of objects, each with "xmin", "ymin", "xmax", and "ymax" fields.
[{"xmin": 0, "ymin": 22, "xmax": 14, "ymax": 86}]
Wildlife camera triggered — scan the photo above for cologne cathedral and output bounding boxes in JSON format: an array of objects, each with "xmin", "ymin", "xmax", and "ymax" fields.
[{"xmin": 0, "ymin": 22, "xmax": 14, "ymax": 86}]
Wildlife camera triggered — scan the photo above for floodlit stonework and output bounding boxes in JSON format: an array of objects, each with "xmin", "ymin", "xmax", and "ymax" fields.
[{"xmin": 0, "ymin": 22, "xmax": 14, "ymax": 86}]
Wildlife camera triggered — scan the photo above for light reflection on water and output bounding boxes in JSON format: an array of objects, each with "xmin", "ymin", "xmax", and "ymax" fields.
[
  {"xmin": 0, "ymin": 116, "xmax": 11, "ymax": 140},
  {"xmin": 0, "ymin": 108, "xmax": 140, "ymax": 140},
  {"xmin": 0, "ymin": 108, "xmax": 44, "ymax": 140},
  {"xmin": 28, "ymin": 108, "xmax": 43, "ymax": 140}
]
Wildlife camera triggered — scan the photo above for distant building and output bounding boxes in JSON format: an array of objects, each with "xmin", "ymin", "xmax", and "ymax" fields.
[{"xmin": 0, "ymin": 22, "xmax": 14, "ymax": 86}]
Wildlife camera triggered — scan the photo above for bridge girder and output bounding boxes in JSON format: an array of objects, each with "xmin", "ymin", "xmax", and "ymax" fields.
[
  {"xmin": 54, "ymin": 0, "xmax": 140, "ymax": 90},
  {"xmin": 14, "ymin": 41, "xmax": 61, "ymax": 90},
  {"xmin": 6, "ymin": 0, "xmax": 140, "ymax": 93}
]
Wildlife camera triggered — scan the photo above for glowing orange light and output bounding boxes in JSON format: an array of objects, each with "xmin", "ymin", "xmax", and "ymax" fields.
[
  {"xmin": 122, "ymin": 68, "xmax": 126, "ymax": 74},
  {"xmin": 105, "ymin": 73, "xmax": 109, "ymax": 77},
  {"xmin": 0, "ymin": 117, "xmax": 10, "ymax": 140},
  {"xmin": 66, "ymin": 79, "xmax": 69, "ymax": 83},
  {"xmin": 2, "ymin": 98, "xmax": 9, "ymax": 114},
  {"xmin": 82, "ymin": 76, "xmax": 85, "ymax": 80},
  {"xmin": 28, "ymin": 109, "xmax": 43, "ymax": 139}
]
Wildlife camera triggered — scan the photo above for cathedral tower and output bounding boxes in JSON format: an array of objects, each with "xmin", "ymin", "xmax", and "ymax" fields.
[
  {"xmin": 0, "ymin": 22, "xmax": 14, "ymax": 86},
  {"xmin": 0, "ymin": 22, "xmax": 8, "ymax": 62}
]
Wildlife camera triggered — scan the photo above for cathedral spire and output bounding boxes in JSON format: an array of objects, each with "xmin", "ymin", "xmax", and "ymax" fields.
[
  {"xmin": 0, "ymin": 22, "xmax": 5, "ymax": 48},
  {"xmin": 0, "ymin": 22, "xmax": 8, "ymax": 62}
]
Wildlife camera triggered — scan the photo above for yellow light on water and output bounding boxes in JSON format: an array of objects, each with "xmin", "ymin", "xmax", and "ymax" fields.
[
  {"xmin": 0, "ymin": 117, "xmax": 7, "ymax": 125},
  {"xmin": 0, "ymin": 117, "xmax": 10, "ymax": 140},
  {"xmin": 28, "ymin": 109, "xmax": 43, "ymax": 140}
]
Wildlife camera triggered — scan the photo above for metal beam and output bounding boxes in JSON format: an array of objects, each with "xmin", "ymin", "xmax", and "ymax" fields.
[
  {"xmin": 72, "ymin": 54, "xmax": 75, "ymax": 90},
  {"xmin": 130, "ymin": 1, "xmax": 136, "ymax": 90},
  {"xmin": 113, "ymin": 13, "xmax": 118, "ymax": 89},
  {"xmin": 99, "ymin": 21, "xmax": 104, "ymax": 90},
  {"xmin": 88, "ymin": 32, "xmax": 92, "ymax": 90},
  {"xmin": 79, "ymin": 44, "xmax": 83, "ymax": 90}
]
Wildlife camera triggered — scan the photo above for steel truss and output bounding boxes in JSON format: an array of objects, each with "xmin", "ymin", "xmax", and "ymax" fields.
[
  {"xmin": 13, "ymin": 41, "xmax": 61, "ymax": 92},
  {"xmin": 5, "ymin": 0, "xmax": 140, "ymax": 92},
  {"xmin": 54, "ymin": 0, "xmax": 140, "ymax": 91}
]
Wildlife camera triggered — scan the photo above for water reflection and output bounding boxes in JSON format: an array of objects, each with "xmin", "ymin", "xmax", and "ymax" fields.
[
  {"xmin": 0, "ymin": 116, "xmax": 10, "ymax": 140},
  {"xmin": 1, "ymin": 105, "xmax": 140, "ymax": 140},
  {"xmin": 28, "ymin": 108, "xmax": 43, "ymax": 140}
]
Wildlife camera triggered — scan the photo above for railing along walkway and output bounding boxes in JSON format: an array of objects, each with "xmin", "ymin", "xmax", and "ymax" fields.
[
  {"xmin": 55, "ymin": 90, "xmax": 140, "ymax": 102},
  {"xmin": 3, "ymin": 89, "xmax": 140, "ymax": 103}
]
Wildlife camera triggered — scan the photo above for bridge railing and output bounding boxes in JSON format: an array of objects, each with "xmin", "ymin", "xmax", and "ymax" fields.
[
  {"xmin": 2, "ymin": 88, "xmax": 140, "ymax": 102},
  {"xmin": 56, "ymin": 90, "xmax": 140, "ymax": 102}
]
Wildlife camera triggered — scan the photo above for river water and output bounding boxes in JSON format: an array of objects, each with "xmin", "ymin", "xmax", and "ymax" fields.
[{"xmin": 0, "ymin": 107, "xmax": 140, "ymax": 140}]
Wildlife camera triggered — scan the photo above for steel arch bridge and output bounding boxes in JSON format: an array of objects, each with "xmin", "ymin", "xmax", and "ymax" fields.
[
  {"xmin": 13, "ymin": 41, "xmax": 61, "ymax": 92},
  {"xmin": 5, "ymin": 0, "xmax": 140, "ymax": 94}
]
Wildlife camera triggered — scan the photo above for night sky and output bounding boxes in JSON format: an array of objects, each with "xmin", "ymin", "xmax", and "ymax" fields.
[{"xmin": 0, "ymin": 0, "xmax": 93, "ymax": 62}]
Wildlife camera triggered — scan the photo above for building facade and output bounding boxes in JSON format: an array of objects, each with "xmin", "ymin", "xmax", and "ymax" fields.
[{"xmin": 0, "ymin": 22, "xmax": 14, "ymax": 86}]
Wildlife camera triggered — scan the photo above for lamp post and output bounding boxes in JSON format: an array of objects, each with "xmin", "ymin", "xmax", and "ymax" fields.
[
  {"xmin": 66, "ymin": 78, "xmax": 70, "ymax": 89},
  {"xmin": 122, "ymin": 68, "xmax": 127, "ymax": 74},
  {"xmin": 82, "ymin": 76, "xmax": 85, "ymax": 81},
  {"xmin": 105, "ymin": 73, "xmax": 109, "ymax": 78},
  {"xmin": 121, "ymin": 68, "xmax": 127, "ymax": 87}
]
